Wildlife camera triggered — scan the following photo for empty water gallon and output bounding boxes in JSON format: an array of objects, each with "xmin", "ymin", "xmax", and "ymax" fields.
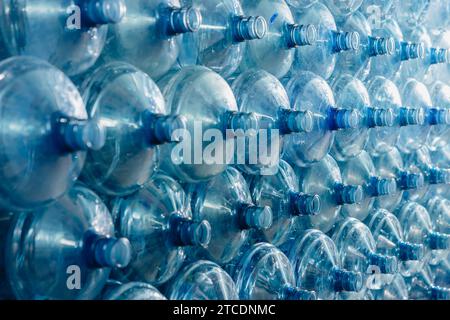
[
  {"xmin": 330, "ymin": 218, "xmax": 398, "ymax": 292},
  {"xmin": 0, "ymin": 56, "xmax": 105, "ymax": 212},
  {"xmin": 79, "ymin": 61, "xmax": 185, "ymax": 196},
  {"xmin": 157, "ymin": 66, "xmax": 259, "ymax": 183},
  {"xmin": 101, "ymin": 281, "xmax": 167, "ymax": 300},
  {"xmin": 247, "ymin": 160, "xmax": 320, "ymax": 246},
  {"xmin": 165, "ymin": 260, "xmax": 239, "ymax": 300},
  {"xmin": 186, "ymin": 167, "xmax": 272, "ymax": 265},
  {"xmin": 239, "ymin": 0, "xmax": 316, "ymax": 79},
  {"xmin": 334, "ymin": 11, "xmax": 395, "ymax": 82},
  {"xmin": 101, "ymin": 0, "xmax": 201, "ymax": 80},
  {"xmin": 372, "ymin": 147, "xmax": 424, "ymax": 212},
  {"xmin": 289, "ymin": 2, "xmax": 360, "ymax": 80},
  {"xmin": 280, "ymin": 229, "xmax": 363, "ymax": 300},
  {"xmin": 283, "ymin": 71, "xmax": 360, "ymax": 168},
  {"xmin": 0, "ymin": 183, "xmax": 131, "ymax": 300},
  {"xmin": 177, "ymin": 0, "xmax": 267, "ymax": 78},
  {"xmin": 0, "ymin": 0, "xmax": 126, "ymax": 76},
  {"xmin": 338, "ymin": 151, "xmax": 397, "ymax": 221},
  {"xmin": 364, "ymin": 76, "xmax": 401, "ymax": 156},
  {"xmin": 365, "ymin": 209, "xmax": 425, "ymax": 278},
  {"xmin": 227, "ymin": 242, "xmax": 316, "ymax": 300},
  {"xmin": 231, "ymin": 69, "xmax": 313, "ymax": 175},
  {"xmin": 111, "ymin": 173, "xmax": 211, "ymax": 286},
  {"xmin": 294, "ymin": 155, "xmax": 363, "ymax": 233}
]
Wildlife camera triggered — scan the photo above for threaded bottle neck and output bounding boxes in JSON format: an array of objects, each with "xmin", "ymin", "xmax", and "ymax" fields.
[{"xmin": 232, "ymin": 16, "xmax": 267, "ymax": 42}]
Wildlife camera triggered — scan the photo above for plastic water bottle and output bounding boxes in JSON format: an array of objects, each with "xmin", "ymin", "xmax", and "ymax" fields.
[
  {"xmin": 289, "ymin": 2, "xmax": 360, "ymax": 80},
  {"xmin": 334, "ymin": 11, "xmax": 395, "ymax": 82},
  {"xmin": 280, "ymin": 229, "xmax": 363, "ymax": 300},
  {"xmin": 371, "ymin": 274, "xmax": 409, "ymax": 300},
  {"xmin": 399, "ymin": 26, "xmax": 450, "ymax": 85},
  {"xmin": 322, "ymin": 0, "xmax": 363, "ymax": 23},
  {"xmin": 239, "ymin": 0, "xmax": 317, "ymax": 79},
  {"xmin": 283, "ymin": 71, "xmax": 361, "ymax": 168},
  {"xmin": 330, "ymin": 218, "xmax": 398, "ymax": 289},
  {"xmin": 247, "ymin": 160, "xmax": 320, "ymax": 246},
  {"xmin": 427, "ymin": 81, "xmax": 450, "ymax": 151},
  {"xmin": 231, "ymin": 69, "xmax": 313, "ymax": 175},
  {"xmin": 364, "ymin": 76, "xmax": 402, "ymax": 156},
  {"xmin": 177, "ymin": 0, "xmax": 267, "ymax": 79},
  {"xmin": 227, "ymin": 242, "xmax": 316, "ymax": 300},
  {"xmin": 110, "ymin": 173, "xmax": 211, "ymax": 286},
  {"xmin": 79, "ymin": 61, "xmax": 185, "ymax": 196},
  {"xmin": 101, "ymin": 0, "xmax": 201, "ymax": 80},
  {"xmin": 338, "ymin": 151, "xmax": 397, "ymax": 221},
  {"xmin": 157, "ymin": 66, "xmax": 259, "ymax": 183},
  {"xmin": 396, "ymin": 202, "xmax": 450, "ymax": 267},
  {"xmin": 330, "ymin": 74, "xmax": 375, "ymax": 161},
  {"xmin": 0, "ymin": 183, "xmax": 131, "ymax": 300},
  {"xmin": 365, "ymin": 208, "xmax": 425, "ymax": 277},
  {"xmin": 0, "ymin": 56, "xmax": 105, "ymax": 212},
  {"xmin": 186, "ymin": 167, "xmax": 272, "ymax": 265},
  {"xmin": 407, "ymin": 264, "xmax": 450, "ymax": 300},
  {"xmin": 294, "ymin": 155, "xmax": 364, "ymax": 233},
  {"xmin": 0, "ymin": 0, "xmax": 126, "ymax": 77},
  {"xmin": 428, "ymin": 29, "xmax": 450, "ymax": 83},
  {"xmin": 101, "ymin": 281, "xmax": 167, "ymax": 300},
  {"xmin": 371, "ymin": 147, "xmax": 424, "ymax": 212},
  {"xmin": 395, "ymin": 78, "xmax": 430, "ymax": 154},
  {"xmin": 165, "ymin": 260, "xmax": 239, "ymax": 300},
  {"xmin": 425, "ymin": 196, "xmax": 450, "ymax": 234},
  {"xmin": 368, "ymin": 18, "xmax": 425, "ymax": 80}
]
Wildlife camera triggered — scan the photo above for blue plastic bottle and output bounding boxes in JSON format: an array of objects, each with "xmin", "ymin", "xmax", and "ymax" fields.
[
  {"xmin": 177, "ymin": 0, "xmax": 267, "ymax": 79},
  {"xmin": 371, "ymin": 147, "xmax": 424, "ymax": 212},
  {"xmin": 186, "ymin": 167, "xmax": 272, "ymax": 265},
  {"xmin": 157, "ymin": 66, "xmax": 259, "ymax": 183},
  {"xmin": 79, "ymin": 61, "xmax": 185, "ymax": 196},
  {"xmin": 365, "ymin": 208, "xmax": 425, "ymax": 277},
  {"xmin": 289, "ymin": 2, "xmax": 360, "ymax": 80},
  {"xmin": 0, "ymin": 56, "xmax": 105, "ymax": 212},
  {"xmin": 407, "ymin": 265, "xmax": 450, "ymax": 300},
  {"xmin": 338, "ymin": 151, "xmax": 397, "ymax": 221},
  {"xmin": 330, "ymin": 74, "xmax": 375, "ymax": 161},
  {"xmin": 0, "ymin": 0, "xmax": 126, "ymax": 76},
  {"xmin": 330, "ymin": 218, "xmax": 398, "ymax": 290},
  {"xmin": 165, "ymin": 260, "xmax": 239, "ymax": 300},
  {"xmin": 111, "ymin": 173, "xmax": 211, "ymax": 286},
  {"xmin": 231, "ymin": 69, "xmax": 313, "ymax": 175},
  {"xmin": 395, "ymin": 78, "xmax": 431, "ymax": 154},
  {"xmin": 294, "ymin": 155, "xmax": 364, "ymax": 233},
  {"xmin": 101, "ymin": 281, "xmax": 167, "ymax": 300},
  {"xmin": 283, "ymin": 71, "xmax": 360, "ymax": 168},
  {"xmin": 248, "ymin": 160, "xmax": 320, "ymax": 246},
  {"xmin": 0, "ymin": 183, "xmax": 131, "ymax": 300},
  {"xmin": 364, "ymin": 76, "xmax": 402, "ymax": 156},
  {"xmin": 334, "ymin": 11, "xmax": 395, "ymax": 81},
  {"xmin": 101, "ymin": 0, "xmax": 201, "ymax": 80},
  {"xmin": 227, "ymin": 243, "xmax": 316, "ymax": 300},
  {"xmin": 428, "ymin": 145, "xmax": 450, "ymax": 201},
  {"xmin": 280, "ymin": 229, "xmax": 363, "ymax": 300},
  {"xmin": 239, "ymin": 0, "xmax": 316, "ymax": 79},
  {"xmin": 427, "ymin": 81, "xmax": 450, "ymax": 150}
]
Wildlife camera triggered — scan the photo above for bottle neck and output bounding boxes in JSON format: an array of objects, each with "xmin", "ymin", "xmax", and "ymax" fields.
[
  {"xmin": 237, "ymin": 203, "xmax": 273, "ymax": 230},
  {"xmin": 289, "ymin": 192, "xmax": 321, "ymax": 216},
  {"xmin": 80, "ymin": 0, "xmax": 126, "ymax": 26},
  {"xmin": 428, "ymin": 167, "xmax": 450, "ymax": 185},
  {"xmin": 142, "ymin": 111, "xmax": 187, "ymax": 145},
  {"xmin": 286, "ymin": 24, "xmax": 317, "ymax": 48},
  {"xmin": 84, "ymin": 231, "xmax": 131, "ymax": 269},
  {"xmin": 367, "ymin": 252, "xmax": 398, "ymax": 274},
  {"xmin": 368, "ymin": 177, "xmax": 397, "ymax": 197},
  {"xmin": 427, "ymin": 231, "xmax": 450, "ymax": 250},
  {"xmin": 430, "ymin": 286, "xmax": 450, "ymax": 300},
  {"xmin": 163, "ymin": 6, "xmax": 202, "ymax": 36},
  {"xmin": 430, "ymin": 48, "xmax": 449, "ymax": 65},
  {"xmin": 52, "ymin": 113, "xmax": 106, "ymax": 152},
  {"xmin": 224, "ymin": 111, "xmax": 259, "ymax": 135},
  {"xmin": 327, "ymin": 106, "xmax": 360, "ymax": 131},
  {"xmin": 330, "ymin": 31, "xmax": 360, "ymax": 53},
  {"xmin": 398, "ymin": 171, "xmax": 424, "ymax": 190},
  {"xmin": 400, "ymin": 41, "xmax": 425, "ymax": 61},
  {"xmin": 399, "ymin": 107, "xmax": 426, "ymax": 126},
  {"xmin": 397, "ymin": 241, "xmax": 424, "ymax": 261},
  {"xmin": 365, "ymin": 107, "xmax": 395, "ymax": 128},
  {"xmin": 281, "ymin": 285, "xmax": 317, "ymax": 300},
  {"xmin": 368, "ymin": 36, "xmax": 395, "ymax": 57},
  {"xmin": 427, "ymin": 107, "xmax": 450, "ymax": 125},
  {"xmin": 232, "ymin": 15, "xmax": 267, "ymax": 43},
  {"xmin": 279, "ymin": 109, "xmax": 314, "ymax": 134},
  {"xmin": 334, "ymin": 183, "xmax": 364, "ymax": 205},
  {"xmin": 331, "ymin": 267, "xmax": 363, "ymax": 292},
  {"xmin": 168, "ymin": 213, "xmax": 211, "ymax": 248}
]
